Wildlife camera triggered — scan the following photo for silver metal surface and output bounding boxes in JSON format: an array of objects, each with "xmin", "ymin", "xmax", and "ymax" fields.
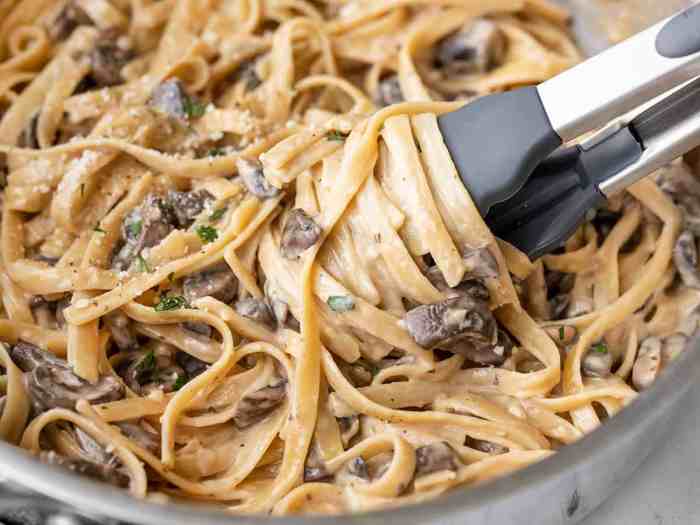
[
  {"xmin": 538, "ymin": 5, "xmax": 700, "ymax": 143},
  {"xmin": 2, "ymin": 2, "xmax": 700, "ymax": 525},
  {"xmin": 599, "ymin": 78, "xmax": 700, "ymax": 196}
]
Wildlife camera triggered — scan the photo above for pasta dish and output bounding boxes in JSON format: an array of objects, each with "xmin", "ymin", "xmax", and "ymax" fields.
[{"xmin": 0, "ymin": 0, "xmax": 697, "ymax": 516}]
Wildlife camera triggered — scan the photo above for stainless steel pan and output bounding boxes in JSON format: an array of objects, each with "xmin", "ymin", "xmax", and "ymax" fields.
[{"xmin": 1, "ymin": 2, "xmax": 698, "ymax": 523}]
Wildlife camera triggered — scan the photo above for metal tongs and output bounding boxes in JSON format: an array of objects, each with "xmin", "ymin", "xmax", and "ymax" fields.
[{"xmin": 438, "ymin": 4, "xmax": 700, "ymax": 258}]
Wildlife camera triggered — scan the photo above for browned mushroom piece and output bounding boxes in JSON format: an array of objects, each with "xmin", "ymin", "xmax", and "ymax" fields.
[
  {"xmin": 462, "ymin": 247, "xmax": 499, "ymax": 280},
  {"xmin": 633, "ymin": 337, "xmax": 663, "ymax": 391},
  {"xmin": 10, "ymin": 341, "xmax": 124, "ymax": 413},
  {"xmin": 337, "ymin": 415, "xmax": 360, "ymax": 447},
  {"xmin": 550, "ymin": 294, "xmax": 571, "ymax": 320},
  {"xmin": 234, "ymin": 59, "xmax": 262, "ymax": 91},
  {"xmin": 435, "ymin": 19, "xmax": 506, "ymax": 76},
  {"xmin": 149, "ymin": 79, "xmax": 197, "ymax": 120},
  {"xmin": 115, "ymin": 421, "xmax": 160, "ymax": 455},
  {"xmin": 464, "ymin": 436, "xmax": 508, "ymax": 455},
  {"xmin": 175, "ymin": 351, "xmax": 208, "ymax": 381},
  {"xmin": 235, "ymin": 157, "xmax": 281, "ymax": 199},
  {"xmin": 425, "ymin": 265, "xmax": 491, "ymax": 301},
  {"xmin": 235, "ymin": 297, "xmax": 276, "ymax": 328},
  {"xmin": 415, "ymin": 442, "xmax": 460, "ymax": 476},
  {"xmin": 168, "ymin": 189, "xmax": 215, "ymax": 229},
  {"xmin": 48, "ymin": 2, "xmax": 93, "ymax": 41},
  {"xmin": 582, "ymin": 344, "xmax": 614, "ymax": 378},
  {"xmin": 89, "ymin": 30, "xmax": 134, "ymax": 87},
  {"xmin": 119, "ymin": 346, "xmax": 185, "ymax": 395},
  {"xmin": 304, "ymin": 448, "xmax": 332, "ymax": 482},
  {"xmin": 337, "ymin": 360, "xmax": 374, "ymax": 388},
  {"xmin": 103, "ymin": 310, "xmax": 138, "ymax": 351},
  {"xmin": 112, "ymin": 194, "xmax": 177, "ymax": 271},
  {"xmin": 40, "ymin": 451, "xmax": 129, "ymax": 488},
  {"xmin": 449, "ymin": 328, "xmax": 513, "ymax": 366},
  {"xmin": 347, "ymin": 457, "xmax": 370, "ymax": 481},
  {"xmin": 233, "ymin": 379, "xmax": 287, "ymax": 428},
  {"xmin": 55, "ymin": 296, "xmax": 71, "ymax": 329},
  {"xmin": 280, "ymin": 209, "xmax": 322, "ymax": 260},
  {"xmin": 29, "ymin": 296, "xmax": 54, "ymax": 328},
  {"xmin": 183, "ymin": 261, "xmax": 239, "ymax": 305},
  {"xmin": 18, "ymin": 112, "xmax": 40, "ymax": 149},
  {"xmin": 673, "ymin": 231, "xmax": 700, "ymax": 289},
  {"xmin": 375, "ymin": 75, "xmax": 404, "ymax": 107},
  {"xmin": 404, "ymin": 293, "xmax": 496, "ymax": 350},
  {"xmin": 661, "ymin": 333, "xmax": 689, "ymax": 363}
]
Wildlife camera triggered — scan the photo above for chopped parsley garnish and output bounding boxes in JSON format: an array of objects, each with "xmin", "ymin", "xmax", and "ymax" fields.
[
  {"xmin": 591, "ymin": 342, "xmax": 608, "ymax": 354},
  {"xmin": 184, "ymin": 97, "xmax": 206, "ymax": 119},
  {"xmin": 173, "ymin": 375, "xmax": 187, "ymax": 391},
  {"xmin": 93, "ymin": 226, "xmax": 106, "ymax": 234},
  {"xmin": 136, "ymin": 254, "xmax": 151, "ymax": 273},
  {"xmin": 196, "ymin": 225, "xmax": 218, "ymax": 244},
  {"xmin": 154, "ymin": 294, "xmax": 188, "ymax": 312},
  {"xmin": 327, "ymin": 295, "xmax": 355, "ymax": 313},
  {"xmin": 136, "ymin": 351, "xmax": 156, "ymax": 373},
  {"xmin": 326, "ymin": 130, "xmax": 349, "ymax": 142},
  {"xmin": 207, "ymin": 148, "xmax": 225, "ymax": 157},
  {"xmin": 209, "ymin": 207, "xmax": 227, "ymax": 222},
  {"xmin": 127, "ymin": 220, "xmax": 142, "ymax": 238},
  {"xmin": 559, "ymin": 326, "xmax": 565, "ymax": 341}
]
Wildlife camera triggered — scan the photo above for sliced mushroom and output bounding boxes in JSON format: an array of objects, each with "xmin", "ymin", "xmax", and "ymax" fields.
[
  {"xmin": 149, "ymin": 79, "xmax": 191, "ymax": 120},
  {"xmin": 462, "ymin": 247, "xmax": 499, "ymax": 280},
  {"xmin": 415, "ymin": 442, "xmax": 459, "ymax": 476},
  {"xmin": 30, "ymin": 296, "xmax": 55, "ymax": 328},
  {"xmin": 235, "ymin": 157, "xmax": 281, "ymax": 199},
  {"xmin": 49, "ymin": 2, "xmax": 92, "ymax": 41},
  {"xmin": 168, "ymin": 189, "xmax": 215, "ymax": 229},
  {"xmin": 425, "ymin": 266, "xmax": 491, "ymax": 301},
  {"xmin": 10, "ymin": 342, "xmax": 124, "ymax": 413},
  {"xmin": 89, "ymin": 30, "xmax": 134, "ymax": 87},
  {"xmin": 183, "ymin": 261, "xmax": 239, "ymax": 305},
  {"xmin": 175, "ymin": 351, "xmax": 208, "ymax": 380},
  {"xmin": 119, "ymin": 346, "xmax": 185, "ymax": 395},
  {"xmin": 337, "ymin": 360, "xmax": 374, "ymax": 388},
  {"xmin": 347, "ymin": 457, "xmax": 370, "ymax": 481},
  {"xmin": 673, "ymin": 231, "xmax": 700, "ymax": 288},
  {"xmin": 375, "ymin": 75, "xmax": 404, "ymax": 107},
  {"xmin": 233, "ymin": 379, "xmax": 286, "ymax": 428},
  {"xmin": 18, "ymin": 112, "xmax": 40, "ymax": 149},
  {"xmin": 280, "ymin": 209, "xmax": 322, "ymax": 259},
  {"xmin": 40, "ymin": 451, "xmax": 129, "ymax": 488},
  {"xmin": 633, "ymin": 337, "xmax": 663, "ymax": 391},
  {"xmin": 115, "ymin": 421, "xmax": 160, "ymax": 455},
  {"xmin": 55, "ymin": 296, "xmax": 71, "ymax": 329},
  {"xmin": 550, "ymin": 294, "xmax": 570, "ymax": 320},
  {"xmin": 103, "ymin": 310, "xmax": 138, "ymax": 351},
  {"xmin": 661, "ymin": 333, "xmax": 688, "ymax": 363},
  {"xmin": 404, "ymin": 293, "xmax": 496, "ymax": 349},
  {"xmin": 182, "ymin": 321, "xmax": 213, "ymax": 338},
  {"xmin": 235, "ymin": 297, "xmax": 275, "ymax": 328},
  {"xmin": 435, "ymin": 19, "xmax": 506, "ymax": 75},
  {"xmin": 449, "ymin": 328, "xmax": 513, "ymax": 366},
  {"xmin": 113, "ymin": 194, "xmax": 177, "ymax": 270},
  {"xmin": 74, "ymin": 427, "xmax": 112, "ymax": 464},
  {"xmin": 545, "ymin": 271, "xmax": 575, "ymax": 296},
  {"xmin": 234, "ymin": 59, "xmax": 262, "ymax": 91},
  {"xmin": 337, "ymin": 415, "xmax": 360, "ymax": 447},
  {"xmin": 582, "ymin": 344, "xmax": 614, "ymax": 378},
  {"xmin": 464, "ymin": 436, "xmax": 508, "ymax": 455},
  {"xmin": 304, "ymin": 464, "xmax": 332, "ymax": 483}
]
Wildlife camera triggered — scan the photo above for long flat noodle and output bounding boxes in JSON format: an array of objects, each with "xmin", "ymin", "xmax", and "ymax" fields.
[{"xmin": 1, "ymin": 0, "xmax": 690, "ymax": 516}]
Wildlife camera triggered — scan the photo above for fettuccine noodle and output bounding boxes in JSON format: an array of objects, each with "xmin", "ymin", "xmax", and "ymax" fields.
[{"xmin": 0, "ymin": 0, "xmax": 697, "ymax": 516}]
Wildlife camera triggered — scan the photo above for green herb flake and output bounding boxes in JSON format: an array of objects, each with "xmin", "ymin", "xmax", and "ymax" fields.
[
  {"xmin": 136, "ymin": 351, "xmax": 156, "ymax": 373},
  {"xmin": 127, "ymin": 220, "xmax": 142, "ymax": 238},
  {"xmin": 196, "ymin": 225, "xmax": 218, "ymax": 244},
  {"xmin": 327, "ymin": 295, "xmax": 355, "ymax": 313},
  {"xmin": 154, "ymin": 295, "xmax": 188, "ymax": 312},
  {"xmin": 184, "ymin": 97, "xmax": 206, "ymax": 119},
  {"xmin": 207, "ymin": 148, "xmax": 225, "ymax": 158},
  {"xmin": 93, "ymin": 226, "xmax": 106, "ymax": 234},
  {"xmin": 326, "ymin": 130, "xmax": 349, "ymax": 142},
  {"xmin": 209, "ymin": 207, "xmax": 227, "ymax": 222},
  {"xmin": 173, "ymin": 375, "xmax": 187, "ymax": 391},
  {"xmin": 136, "ymin": 254, "xmax": 151, "ymax": 273},
  {"xmin": 559, "ymin": 326, "xmax": 565, "ymax": 341},
  {"xmin": 591, "ymin": 342, "xmax": 608, "ymax": 354}
]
